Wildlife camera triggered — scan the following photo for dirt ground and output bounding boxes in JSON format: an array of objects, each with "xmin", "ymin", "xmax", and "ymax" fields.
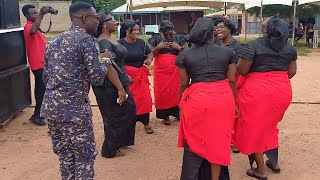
[{"xmin": 0, "ymin": 50, "xmax": 319, "ymax": 180}]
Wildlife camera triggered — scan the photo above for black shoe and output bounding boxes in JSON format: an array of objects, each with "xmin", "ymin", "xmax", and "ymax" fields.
[
  {"xmin": 29, "ymin": 116, "xmax": 46, "ymax": 126},
  {"xmin": 162, "ymin": 118, "xmax": 171, "ymax": 125}
]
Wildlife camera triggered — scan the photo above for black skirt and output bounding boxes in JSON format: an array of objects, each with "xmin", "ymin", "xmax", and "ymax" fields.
[
  {"xmin": 156, "ymin": 106, "xmax": 180, "ymax": 120},
  {"xmin": 181, "ymin": 143, "xmax": 230, "ymax": 180},
  {"xmin": 93, "ymin": 85, "xmax": 136, "ymax": 158}
]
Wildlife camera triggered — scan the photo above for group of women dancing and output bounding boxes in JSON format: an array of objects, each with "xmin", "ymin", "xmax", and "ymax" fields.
[
  {"xmin": 91, "ymin": 11, "xmax": 186, "ymax": 158},
  {"xmin": 91, "ymin": 10, "xmax": 297, "ymax": 180},
  {"xmin": 178, "ymin": 16, "xmax": 297, "ymax": 180}
]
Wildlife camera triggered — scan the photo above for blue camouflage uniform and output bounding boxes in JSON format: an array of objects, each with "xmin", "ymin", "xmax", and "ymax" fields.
[{"xmin": 41, "ymin": 25, "xmax": 108, "ymax": 179}]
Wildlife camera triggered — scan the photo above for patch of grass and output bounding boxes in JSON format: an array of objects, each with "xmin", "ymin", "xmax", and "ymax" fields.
[
  {"xmin": 296, "ymin": 46, "xmax": 310, "ymax": 56},
  {"xmin": 294, "ymin": 41, "xmax": 311, "ymax": 56}
]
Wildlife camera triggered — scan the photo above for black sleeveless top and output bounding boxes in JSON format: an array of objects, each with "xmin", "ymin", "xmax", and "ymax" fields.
[{"xmin": 98, "ymin": 39, "xmax": 131, "ymax": 87}]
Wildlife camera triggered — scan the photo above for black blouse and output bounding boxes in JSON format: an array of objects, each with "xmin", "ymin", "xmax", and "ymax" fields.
[
  {"xmin": 118, "ymin": 38, "xmax": 152, "ymax": 68},
  {"xmin": 238, "ymin": 37, "xmax": 297, "ymax": 73},
  {"xmin": 98, "ymin": 39, "xmax": 131, "ymax": 87},
  {"xmin": 148, "ymin": 34, "xmax": 186, "ymax": 56},
  {"xmin": 176, "ymin": 44, "xmax": 237, "ymax": 84}
]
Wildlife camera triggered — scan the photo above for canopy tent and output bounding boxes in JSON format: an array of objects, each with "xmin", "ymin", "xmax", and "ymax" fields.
[
  {"xmin": 164, "ymin": 6, "xmax": 210, "ymax": 12},
  {"xmin": 129, "ymin": 0, "xmax": 245, "ymax": 10},
  {"xmin": 112, "ymin": 3, "xmax": 210, "ymax": 14},
  {"xmin": 112, "ymin": 3, "xmax": 163, "ymax": 14},
  {"xmin": 205, "ymin": 8, "xmax": 242, "ymax": 16},
  {"xmin": 299, "ymin": 0, "xmax": 320, "ymax": 5},
  {"xmin": 244, "ymin": 0, "xmax": 294, "ymax": 9}
]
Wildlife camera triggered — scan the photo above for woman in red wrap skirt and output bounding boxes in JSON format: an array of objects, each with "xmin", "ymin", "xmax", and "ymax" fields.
[
  {"xmin": 148, "ymin": 20, "xmax": 188, "ymax": 125},
  {"xmin": 118, "ymin": 19, "xmax": 155, "ymax": 134},
  {"xmin": 234, "ymin": 16, "xmax": 297, "ymax": 180},
  {"xmin": 176, "ymin": 17, "xmax": 238, "ymax": 180}
]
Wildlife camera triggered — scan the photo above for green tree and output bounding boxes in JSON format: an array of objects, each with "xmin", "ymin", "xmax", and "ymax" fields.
[
  {"xmin": 245, "ymin": 4, "xmax": 320, "ymax": 22},
  {"xmin": 95, "ymin": 0, "xmax": 126, "ymax": 12},
  {"xmin": 20, "ymin": 0, "xmax": 126, "ymax": 12}
]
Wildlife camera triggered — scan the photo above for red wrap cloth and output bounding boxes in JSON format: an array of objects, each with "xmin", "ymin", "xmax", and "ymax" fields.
[
  {"xmin": 236, "ymin": 74, "xmax": 246, "ymax": 90},
  {"xmin": 178, "ymin": 80, "xmax": 235, "ymax": 166},
  {"xmin": 153, "ymin": 54, "xmax": 180, "ymax": 109},
  {"xmin": 125, "ymin": 65, "xmax": 152, "ymax": 115},
  {"xmin": 234, "ymin": 71, "xmax": 292, "ymax": 155}
]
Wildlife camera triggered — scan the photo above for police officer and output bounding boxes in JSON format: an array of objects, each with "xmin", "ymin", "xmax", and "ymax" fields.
[{"xmin": 41, "ymin": 2, "xmax": 127, "ymax": 179}]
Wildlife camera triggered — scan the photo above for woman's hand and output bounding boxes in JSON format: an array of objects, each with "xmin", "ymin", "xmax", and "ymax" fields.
[
  {"xmin": 157, "ymin": 42, "xmax": 170, "ymax": 49},
  {"xmin": 101, "ymin": 49, "xmax": 113, "ymax": 59},
  {"xmin": 235, "ymin": 105, "xmax": 239, "ymax": 118},
  {"xmin": 144, "ymin": 59, "xmax": 152, "ymax": 66},
  {"xmin": 170, "ymin": 42, "xmax": 182, "ymax": 51},
  {"xmin": 117, "ymin": 88, "xmax": 127, "ymax": 106}
]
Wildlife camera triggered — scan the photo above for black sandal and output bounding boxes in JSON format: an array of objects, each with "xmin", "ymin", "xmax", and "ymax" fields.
[
  {"xmin": 266, "ymin": 160, "xmax": 281, "ymax": 173},
  {"xmin": 231, "ymin": 145, "xmax": 240, "ymax": 153},
  {"xmin": 162, "ymin": 118, "xmax": 171, "ymax": 125},
  {"xmin": 246, "ymin": 169, "xmax": 268, "ymax": 180},
  {"xmin": 144, "ymin": 126, "xmax": 154, "ymax": 134}
]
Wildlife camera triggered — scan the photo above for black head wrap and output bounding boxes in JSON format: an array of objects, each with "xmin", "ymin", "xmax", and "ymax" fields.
[
  {"xmin": 214, "ymin": 17, "xmax": 237, "ymax": 35},
  {"xmin": 210, "ymin": 16, "xmax": 221, "ymax": 25},
  {"xmin": 267, "ymin": 16, "xmax": 289, "ymax": 51},
  {"xmin": 159, "ymin": 20, "xmax": 174, "ymax": 33},
  {"xmin": 120, "ymin": 19, "xmax": 139, "ymax": 39},
  {"xmin": 95, "ymin": 11, "xmax": 109, "ymax": 38},
  {"xmin": 187, "ymin": 17, "xmax": 214, "ymax": 46}
]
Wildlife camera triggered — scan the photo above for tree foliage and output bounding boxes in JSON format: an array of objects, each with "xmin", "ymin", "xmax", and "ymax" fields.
[
  {"xmin": 20, "ymin": 0, "xmax": 126, "ymax": 12},
  {"xmin": 245, "ymin": 4, "xmax": 320, "ymax": 22},
  {"xmin": 95, "ymin": 0, "xmax": 126, "ymax": 12}
]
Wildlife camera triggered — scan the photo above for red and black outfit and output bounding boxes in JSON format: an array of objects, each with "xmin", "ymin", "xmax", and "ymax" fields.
[
  {"xmin": 24, "ymin": 21, "xmax": 46, "ymax": 119},
  {"xmin": 118, "ymin": 38, "xmax": 153, "ymax": 125},
  {"xmin": 234, "ymin": 34, "xmax": 297, "ymax": 166},
  {"xmin": 148, "ymin": 35, "xmax": 186, "ymax": 120},
  {"xmin": 176, "ymin": 44, "xmax": 237, "ymax": 180}
]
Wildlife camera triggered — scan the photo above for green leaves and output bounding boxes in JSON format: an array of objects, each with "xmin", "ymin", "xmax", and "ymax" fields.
[
  {"xmin": 245, "ymin": 4, "xmax": 320, "ymax": 21},
  {"xmin": 95, "ymin": 0, "xmax": 126, "ymax": 12}
]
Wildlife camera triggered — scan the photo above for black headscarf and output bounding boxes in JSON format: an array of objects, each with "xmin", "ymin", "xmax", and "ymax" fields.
[
  {"xmin": 159, "ymin": 20, "xmax": 174, "ymax": 33},
  {"xmin": 95, "ymin": 11, "xmax": 109, "ymax": 38},
  {"xmin": 214, "ymin": 17, "xmax": 237, "ymax": 35},
  {"xmin": 267, "ymin": 16, "xmax": 289, "ymax": 51},
  {"xmin": 120, "ymin": 19, "xmax": 139, "ymax": 39},
  {"xmin": 187, "ymin": 17, "xmax": 214, "ymax": 46}
]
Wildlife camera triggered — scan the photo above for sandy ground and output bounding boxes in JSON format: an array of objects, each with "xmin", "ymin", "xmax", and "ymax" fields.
[{"xmin": 0, "ymin": 50, "xmax": 319, "ymax": 180}]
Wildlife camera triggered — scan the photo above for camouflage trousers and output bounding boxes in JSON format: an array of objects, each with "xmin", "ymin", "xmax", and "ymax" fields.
[{"xmin": 48, "ymin": 119, "xmax": 97, "ymax": 180}]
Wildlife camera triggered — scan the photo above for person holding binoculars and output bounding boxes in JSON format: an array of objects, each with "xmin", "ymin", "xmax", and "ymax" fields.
[{"xmin": 22, "ymin": 4, "xmax": 57, "ymax": 126}]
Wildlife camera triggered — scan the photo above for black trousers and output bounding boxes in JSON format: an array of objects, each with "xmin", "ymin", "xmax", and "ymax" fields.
[
  {"xmin": 306, "ymin": 32, "xmax": 314, "ymax": 44},
  {"xmin": 32, "ymin": 69, "xmax": 46, "ymax": 118},
  {"xmin": 137, "ymin": 113, "xmax": 150, "ymax": 125},
  {"xmin": 156, "ymin": 106, "xmax": 180, "ymax": 120},
  {"xmin": 248, "ymin": 148, "xmax": 279, "ymax": 168},
  {"xmin": 180, "ymin": 143, "xmax": 230, "ymax": 180},
  {"xmin": 295, "ymin": 33, "xmax": 304, "ymax": 41}
]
